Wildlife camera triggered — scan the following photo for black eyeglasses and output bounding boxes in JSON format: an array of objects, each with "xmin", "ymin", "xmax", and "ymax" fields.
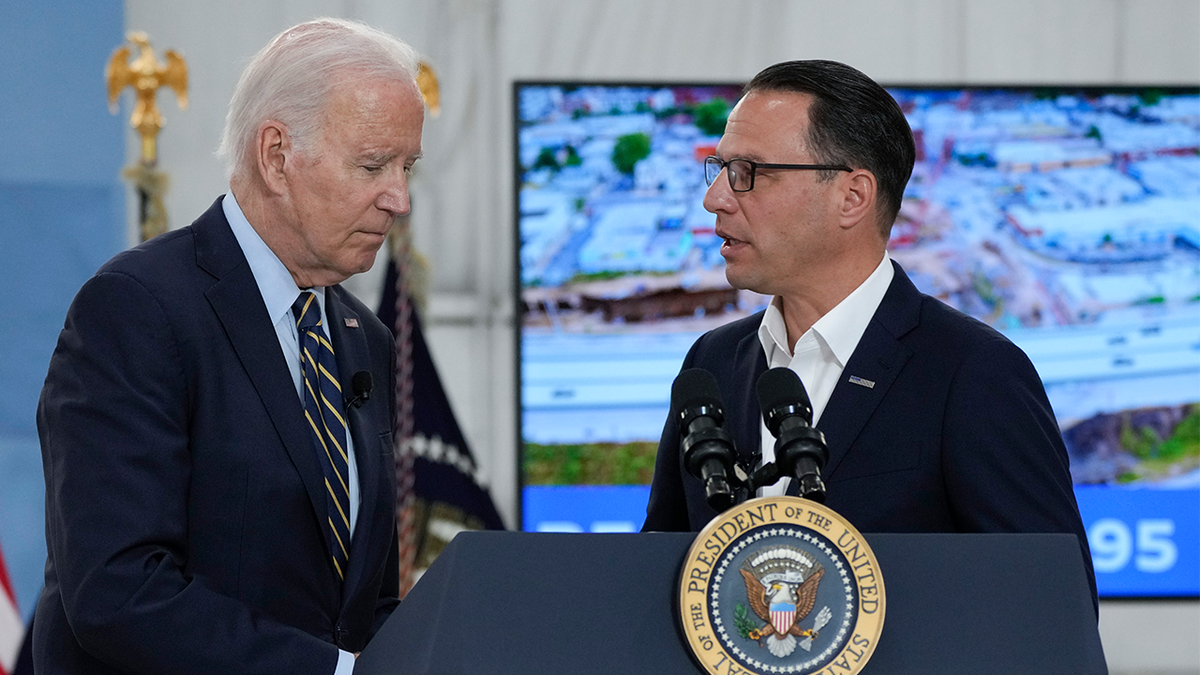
[{"xmin": 704, "ymin": 156, "xmax": 852, "ymax": 192}]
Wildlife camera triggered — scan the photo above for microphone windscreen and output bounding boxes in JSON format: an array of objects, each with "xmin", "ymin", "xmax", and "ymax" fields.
[
  {"xmin": 756, "ymin": 367, "xmax": 813, "ymax": 428},
  {"xmin": 671, "ymin": 368, "xmax": 722, "ymax": 417},
  {"xmin": 351, "ymin": 370, "xmax": 373, "ymax": 397}
]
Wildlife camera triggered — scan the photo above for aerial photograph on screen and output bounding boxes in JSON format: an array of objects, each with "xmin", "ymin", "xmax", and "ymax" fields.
[{"xmin": 518, "ymin": 83, "xmax": 1199, "ymax": 490}]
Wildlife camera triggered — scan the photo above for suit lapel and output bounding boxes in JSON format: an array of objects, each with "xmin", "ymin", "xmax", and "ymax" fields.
[
  {"xmin": 819, "ymin": 262, "xmax": 920, "ymax": 479},
  {"xmin": 194, "ymin": 201, "xmax": 331, "ymax": 543},
  {"xmin": 731, "ymin": 328, "xmax": 768, "ymax": 468},
  {"xmin": 323, "ymin": 288, "xmax": 384, "ymax": 593}
]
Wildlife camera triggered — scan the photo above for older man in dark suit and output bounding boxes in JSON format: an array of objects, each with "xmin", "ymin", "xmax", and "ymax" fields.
[
  {"xmin": 36, "ymin": 18, "xmax": 424, "ymax": 674},
  {"xmin": 643, "ymin": 60, "xmax": 1096, "ymax": 611}
]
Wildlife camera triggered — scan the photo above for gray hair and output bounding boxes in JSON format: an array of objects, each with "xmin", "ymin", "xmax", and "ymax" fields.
[{"xmin": 218, "ymin": 17, "xmax": 421, "ymax": 180}]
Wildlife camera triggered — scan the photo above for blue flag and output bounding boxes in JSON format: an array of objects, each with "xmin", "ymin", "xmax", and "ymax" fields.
[{"xmin": 376, "ymin": 251, "xmax": 505, "ymax": 587}]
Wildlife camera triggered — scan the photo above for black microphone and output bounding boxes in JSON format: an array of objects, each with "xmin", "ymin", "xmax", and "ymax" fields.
[
  {"xmin": 345, "ymin": 371, "xmax": 373, "ymax": 409},
  {"xmin": 671, "ymin": 368, "xmax": 739, "ymax": 513},
  {"xmin": 756, "ymin": 367, "xmax": 830, "ymax": 503}
]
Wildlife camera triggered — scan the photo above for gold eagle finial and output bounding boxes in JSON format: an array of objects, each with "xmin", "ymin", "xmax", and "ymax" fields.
[
  {"xmin": 416, "ymin": 60, "xmax": 440, "ymax": 117},
  {"xmin": 105, "ymin": 31, "xmax": 188, "ymax": 164}
]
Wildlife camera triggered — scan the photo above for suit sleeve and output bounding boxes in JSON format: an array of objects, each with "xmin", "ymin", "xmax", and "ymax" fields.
[
  {"xmin": 38, "ymin": 271, "xmax": 340, "ymax": 674},
  {"xmin": 372, "ymin": 336, "xmax": 401, "ymax": 637},
  {"xmin": 642, "ymin": 340, "xmax": 700, "ymax": 532},
  {"xmin": 372, "ymin": 524, "xmax": 401, "ymax": 637},
  {"xmin": 939, "ymin": 335, "xmax": 1098, "ymax": 611},
  {"xmin": 643, "ymin": 404, "xmax": 689, "ymax": 532}
]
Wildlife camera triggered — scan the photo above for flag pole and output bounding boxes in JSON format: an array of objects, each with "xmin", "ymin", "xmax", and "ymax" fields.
[{"xmin": 105, "ymin": 31, "xmax": 188, "ymax": 242}]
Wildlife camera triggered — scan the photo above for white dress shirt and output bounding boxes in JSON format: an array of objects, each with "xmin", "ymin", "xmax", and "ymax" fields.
[{"xmin": 756, "ymin": 253, "xmax": 894, "ymax": 497}]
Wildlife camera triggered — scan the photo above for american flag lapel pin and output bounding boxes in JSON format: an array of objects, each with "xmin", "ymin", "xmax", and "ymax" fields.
[
  {"xmin": 344, "ymin": 318, "xmax": 360, "ymax": 328},
  {"xmin": 848, "ymin": 375, "xmax": 875, "ymax": 389}
]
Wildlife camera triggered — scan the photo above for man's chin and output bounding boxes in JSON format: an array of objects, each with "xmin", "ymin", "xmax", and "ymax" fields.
[
  {"xmin": 352, "ymin": 248, "xmax": 383, "ymax": 273},
  {"xmin": 723, "ymin": 269, "xmax": 754, "ymax": 292},
  {"xmin": 322, "ymin": 254, "xmax": 381, "ymax": 285}
]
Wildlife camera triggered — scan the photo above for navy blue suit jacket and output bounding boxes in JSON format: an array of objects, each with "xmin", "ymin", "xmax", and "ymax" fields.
[
  {"xmin": 35, "ymin": 197, "xmax": 400, "ymax": 674},
  {"xmin": 644, "ymin": 261, "xmax": 1097, "ymax": 608}
]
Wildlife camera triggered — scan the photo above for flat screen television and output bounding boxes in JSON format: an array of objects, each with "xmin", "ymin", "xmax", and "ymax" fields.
[{"xmin": 513, "ymin": 80, "xmax": 1200, "ymax": 598}]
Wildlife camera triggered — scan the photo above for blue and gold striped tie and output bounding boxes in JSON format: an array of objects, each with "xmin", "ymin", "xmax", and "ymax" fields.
[{"xmin": 293, "ymin": 291, "xmax": 351, "ymax": 581}]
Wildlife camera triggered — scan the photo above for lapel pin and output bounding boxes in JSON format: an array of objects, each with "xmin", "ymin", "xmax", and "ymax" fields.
[
  {"xmin": 848, "ymin": 375, "xmax": 875, "ymax": 389},
  {"xmin": 344, "ymin": 318, "xmax": 359, "ymax": 328}
]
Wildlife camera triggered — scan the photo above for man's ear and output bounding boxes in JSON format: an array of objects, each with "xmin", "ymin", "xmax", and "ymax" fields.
[
  {"xmin": 839, "ymin": 169, "xmax": 877, "ymax": 229},
  {"xmin": 256, "ymin": 120, "xmax": 290, "ymax": 195}
]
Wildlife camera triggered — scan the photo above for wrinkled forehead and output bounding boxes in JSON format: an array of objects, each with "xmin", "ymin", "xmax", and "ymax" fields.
[
  {"xmin": 308, "ymin": 75, "xmax": 424, "ymax": 144},
  {"xmin": 322, "ymin": 73, "xmax": 422, "ymax": 116}
]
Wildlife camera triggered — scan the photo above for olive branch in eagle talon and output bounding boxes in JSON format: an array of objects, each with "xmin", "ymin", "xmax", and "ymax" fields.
[{"xmin": 734, "ymin": 603, "xmax": 758, "ymax": 639}]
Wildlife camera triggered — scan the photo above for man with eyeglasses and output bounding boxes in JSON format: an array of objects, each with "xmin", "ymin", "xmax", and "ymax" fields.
[{"xmin": 643, "ymin": 60, "xmax": 1096, "ymax": 612}]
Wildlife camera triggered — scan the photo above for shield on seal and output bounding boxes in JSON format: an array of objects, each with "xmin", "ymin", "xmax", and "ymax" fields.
[{"xmin": 769, "ymin": 601, "xmax": 796, "ymax": 635}]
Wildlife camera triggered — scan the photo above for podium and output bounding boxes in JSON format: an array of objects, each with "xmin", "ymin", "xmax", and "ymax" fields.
[{"xmin": 356, "ymin": 531, "xmax": 1106, "ymax": 675}]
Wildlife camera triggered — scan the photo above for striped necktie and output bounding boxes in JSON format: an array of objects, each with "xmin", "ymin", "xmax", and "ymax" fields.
[{"xmin": 293, "ymin": 291, "xmax": 351, "ymax": 581}]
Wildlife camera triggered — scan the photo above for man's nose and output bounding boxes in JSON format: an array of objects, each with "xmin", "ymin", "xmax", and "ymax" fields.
[
  {"xmin": 703, "ymin": 170, "xmax": 735, "ymax": 214},
  {"xmin": 376, "ymin": 174, "xmax": 411, "ymax": 216}
]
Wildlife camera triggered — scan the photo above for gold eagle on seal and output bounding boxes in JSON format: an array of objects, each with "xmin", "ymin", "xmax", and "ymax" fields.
[{"xmin": 739, "ymin": 546, "xmax": 831, "ymax": 658}]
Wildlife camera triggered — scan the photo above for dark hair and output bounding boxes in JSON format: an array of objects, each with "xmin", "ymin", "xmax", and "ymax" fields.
[{"xmin": 745, "ymin": 60, "xmax": 915, "ymax": 231}]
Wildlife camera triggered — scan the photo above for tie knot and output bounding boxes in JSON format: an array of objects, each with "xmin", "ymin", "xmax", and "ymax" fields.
[{"xmin": 292, "ymin": 291, "xmax": 322, "ymax": 332}]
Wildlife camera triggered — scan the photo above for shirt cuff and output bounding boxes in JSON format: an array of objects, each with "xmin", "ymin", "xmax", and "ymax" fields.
[{"xmin": 335, "ymin": 649, "xmax": 356, "ymax": 675}]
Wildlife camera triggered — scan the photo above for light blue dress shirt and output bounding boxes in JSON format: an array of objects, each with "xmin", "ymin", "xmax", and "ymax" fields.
[{"xmin": 222, "ymin": 192, "xmax": 361, "ymax": 673}]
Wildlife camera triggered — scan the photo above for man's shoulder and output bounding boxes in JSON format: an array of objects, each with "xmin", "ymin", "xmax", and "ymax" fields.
[
  {"xmin": 697, "ymin": 310, "xmax": 764, "ymax": 348},
  {"xmin": 889, "ymin": 289, "xmax": 1037, "ymax": 375},
  {"xmin": 93, "ymin": 197, "xmax": 228, "ymax": 284},
  {"xmin": 677, "ymin": 309, "xmax": 766, "ymax": 380},
  {"xmin": 96, "ymin": 227, "xmax": 193, "ymax": 278},
  {"xmin": 881, "ymin": 264, "xmax": 1008, "ymax": 347},
  {"xmin": 67, "ymin": 229, "xmax": 206, "ymax": 320},
  {"xmin": 913, "ymin": 292, "xmax": 1009, "ymax": 347}
]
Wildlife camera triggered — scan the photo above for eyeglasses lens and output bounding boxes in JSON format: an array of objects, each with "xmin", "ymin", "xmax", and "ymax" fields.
[
  {"xmin": 705, "ymin": 157, "xmax": 755, "ymax": 191},
  {"xmin": 727, "ymin": 159, "xmax": 751, "ymax": 191},
  {"xmin": 704, "ymin": 156, "xmax": 721, "ymax": 187}
]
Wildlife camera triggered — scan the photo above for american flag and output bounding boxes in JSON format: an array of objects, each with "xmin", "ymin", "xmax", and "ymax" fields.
[{"xmin": 0, "ymin": 543, "xmax": 25, "ymax": 675}]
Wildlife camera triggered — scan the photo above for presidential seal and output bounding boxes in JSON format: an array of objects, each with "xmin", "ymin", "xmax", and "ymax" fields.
[{"xmin": 678, "ymin": 497, "xmax": 884, "ymax": 675}]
